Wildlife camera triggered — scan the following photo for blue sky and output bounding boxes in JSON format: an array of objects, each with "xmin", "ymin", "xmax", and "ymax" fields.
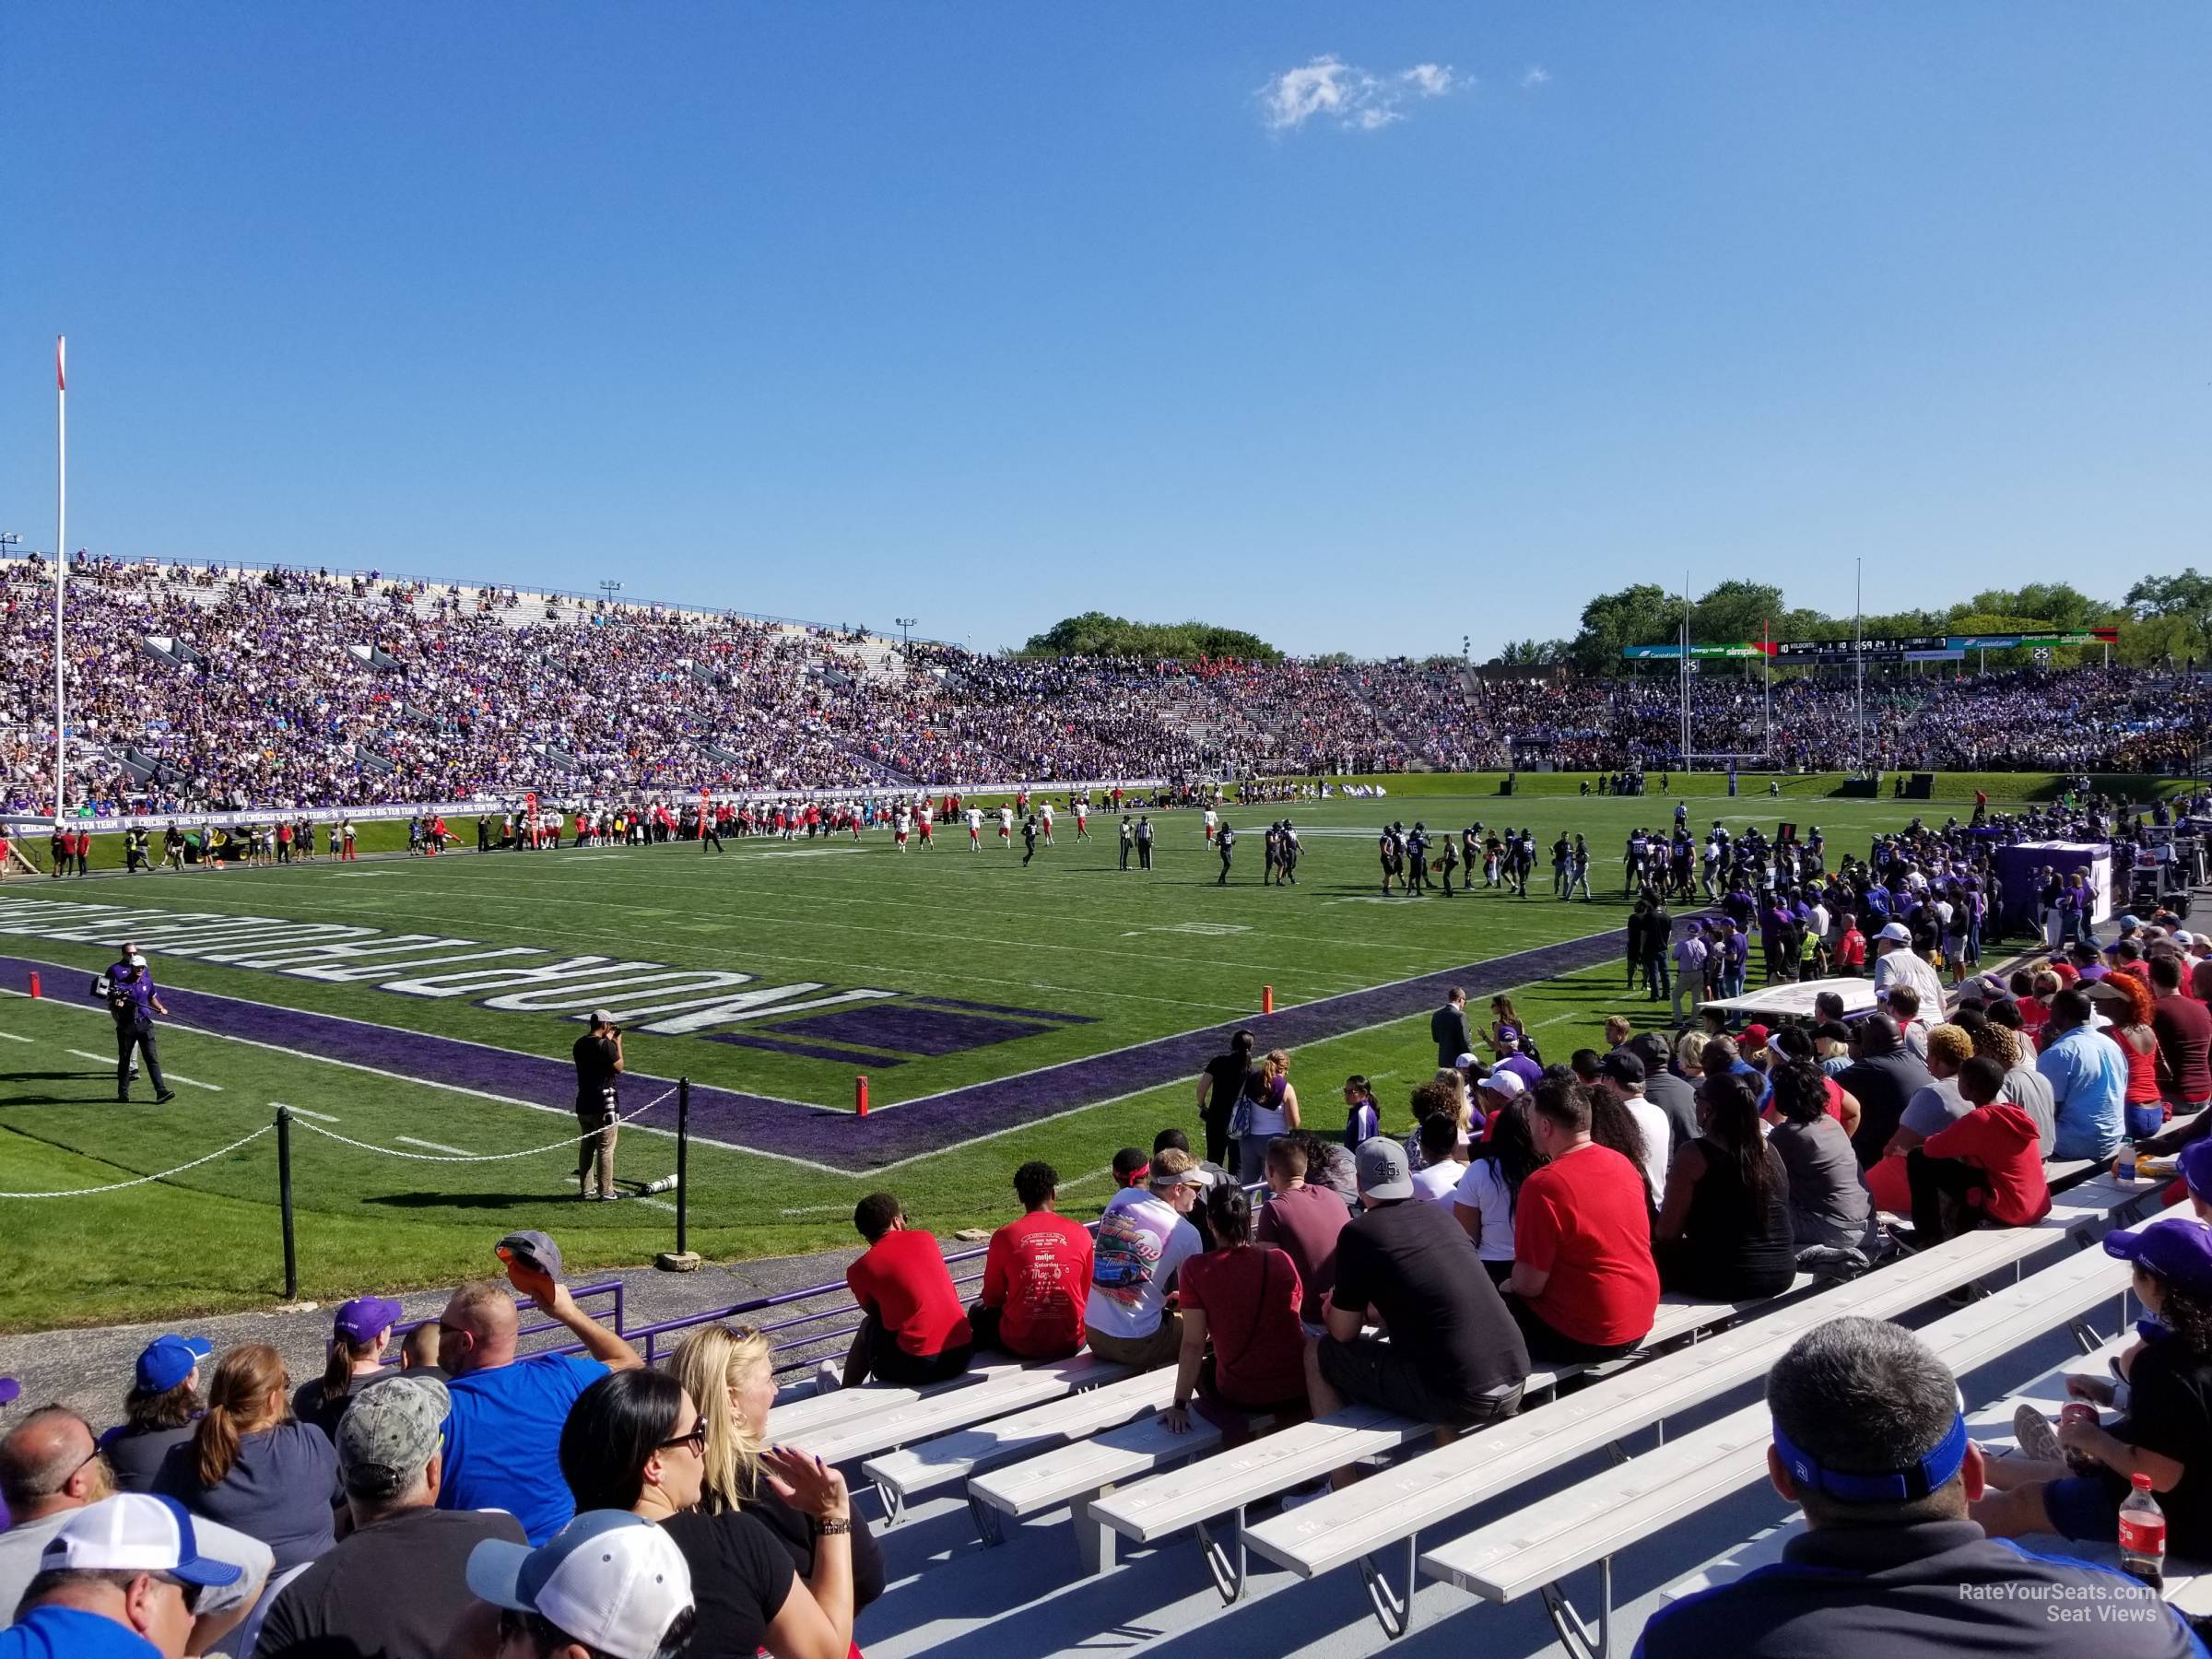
[{"xmin": 2, "ymin": 6, "xmax": 2205, "ymax": 656}]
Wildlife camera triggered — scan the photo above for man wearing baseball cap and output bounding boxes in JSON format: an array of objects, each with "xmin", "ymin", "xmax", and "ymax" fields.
[
  {"xmin": 571, "ymin": 1011, "xmax": 624, "ymax": 1201},
  {"xmin": 1872, "ymin": 919, "xmax": 1946, "ymax": 1020},
  {"xmin": 1639, "ymin": 1317, "xmax": 2199, "ymax": 1657},
  {"xmin": 1084, "ymin": 1149, "xmax": 1206, "ymax": 1369},
  {"xmin": 251, "ymin": 1375, "xmax": 526, "ymax": 1659},
  {"xmin": 2, "ymin": 1492, "xmax": 242, "ymax": 1659},
  {"xmin": 1305, "ymin": 1137, "xmax": 1527, "ymax": 1471},
  {"xmin": 465, "ymin": 1509, "xmax": 696, "ymax": 1659}
]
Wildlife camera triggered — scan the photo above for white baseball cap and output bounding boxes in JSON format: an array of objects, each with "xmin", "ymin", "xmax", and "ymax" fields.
[
  {"xmin": 41, "ymin": 1494, "xmax": 244, "ymax": 1588},
  {"xmin": 467, "ymin": 1512, "xmax": 693, "ymax": 1659},
  {"xmin": 1876, "ymin": 922, "xmax": 1913, "ymax": 944},
  {"xmin": 1479, "ymin": 1070, "xmax": 1527, "ymax": 1100}
]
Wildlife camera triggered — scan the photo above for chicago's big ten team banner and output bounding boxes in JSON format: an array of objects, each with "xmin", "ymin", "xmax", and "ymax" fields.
[{"xmin": 3, "ymin": 777, "xmax": 1170, "ymax": 835}]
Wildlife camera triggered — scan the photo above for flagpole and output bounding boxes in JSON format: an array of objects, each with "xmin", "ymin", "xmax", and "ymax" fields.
[{"xmin": 53, "ymin": 335, "xmax": 66, "ymax": 828}]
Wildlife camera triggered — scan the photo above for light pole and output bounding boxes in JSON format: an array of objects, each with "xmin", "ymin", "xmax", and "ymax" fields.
[
  {"xmin": 895, "ymin": 617, "xmax": 917, "ymax": 660},
  {"xmin": 599, "ymin": 580, "xmax": 624, "ymax": 608}
]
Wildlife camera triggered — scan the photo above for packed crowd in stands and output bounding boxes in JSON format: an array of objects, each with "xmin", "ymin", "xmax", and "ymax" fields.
[
  {"xmin": 6, "ymin": 556, "xmax": 2208, "ymax": 816},
  {"xmin": 10, "ymin": 885, "xmax": 2212, "ymax": 1653}
]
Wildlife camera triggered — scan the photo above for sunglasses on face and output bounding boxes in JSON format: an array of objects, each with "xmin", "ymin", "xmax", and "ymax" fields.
[{"xmin": 657, "ymin": 1418, "xmax": 708, "ymax": 1456}]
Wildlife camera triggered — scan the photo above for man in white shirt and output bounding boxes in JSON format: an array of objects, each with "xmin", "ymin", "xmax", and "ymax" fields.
[
  {"xmin": 1084, "ymin": 1148, "xmax": 1206, "ymax": 1369},
  {"xmin": 1871, "ymin": 922, "xmax": 1946, "ymax": 1019},
  {"xmin": 1595, "ymin": 1052, "xmax": 1672, "ymax": 1200}
]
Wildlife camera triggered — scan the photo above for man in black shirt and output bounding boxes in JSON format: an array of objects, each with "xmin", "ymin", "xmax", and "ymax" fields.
[
  {"xmin": 253, "ymin": 1373, "xmax": 526, "ymax": 1659},
  {"xmin": 1215, "ymin": 821, "xmax": 1235, "ymax": 885},
  {"xmin": 1306, "ymin": 1139, "xmax": 1529, "ymax": 1482},
  {"xmin": 571, "ymin": 1011, "xmax": 624, "ymax": 1201},
  {"xmin": 1195, "ymin": 1030, "xmax": 1255, "ymax": 1169}
]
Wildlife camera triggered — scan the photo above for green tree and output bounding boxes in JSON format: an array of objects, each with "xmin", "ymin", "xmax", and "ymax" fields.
[
  {"xmin": 1020, "ymin": 612, "xmax": 1280, "ymax": 662},
  {"xmin": 2126, "ymin": 570, "xmax": 2212, "ymax": 662},
  {"xmin": 1568, "ymin": 584, "xmax": 1686, "ymax": 675},
  {"xmin": 1689, "ymin": 581, "xmax": 1787, "ymax": 648}
]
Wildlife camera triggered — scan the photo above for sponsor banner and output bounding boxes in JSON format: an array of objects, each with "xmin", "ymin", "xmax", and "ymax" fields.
[
  {"xmin": 1628, "ymin": 627, "xmax": 2118, "ymax": 664},
  {"xmin": 1619, "ymin": 643, "xmax": 1771, "ymax": 660}
]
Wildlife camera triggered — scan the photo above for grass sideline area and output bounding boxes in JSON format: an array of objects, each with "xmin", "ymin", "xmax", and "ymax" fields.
[{"xmin": 0, "ymin": 782, "xmax": 2049, "ymax": 1330}]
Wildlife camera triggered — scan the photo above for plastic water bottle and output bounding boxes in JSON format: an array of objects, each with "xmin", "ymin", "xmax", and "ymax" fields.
[
  {"xmin": 2120, "ymin": 1472, "xmax": 2166, "ymax": 1588},
  {"xmin": 2118, "ymin": 1141, "xmax": 2139, "ymax": 1184}
]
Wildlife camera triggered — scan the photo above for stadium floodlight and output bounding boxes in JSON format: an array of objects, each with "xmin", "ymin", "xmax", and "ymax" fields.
[
  {"xmin": 896, "ymin": 616, "xmax": 918, "ymax": 658},
  {"xmin": 599, "ymin": 580, "xmax": 625, "ymax": 606}
]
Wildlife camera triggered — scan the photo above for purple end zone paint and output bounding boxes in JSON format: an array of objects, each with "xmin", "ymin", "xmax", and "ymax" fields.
[
  {"xmin": 774, "ymin": 1006, "xmax": 1056, "ymax": 1057},
  {"xmin": 707, "ymin": 1033, "xmax": 908, "ymax": 1066}
]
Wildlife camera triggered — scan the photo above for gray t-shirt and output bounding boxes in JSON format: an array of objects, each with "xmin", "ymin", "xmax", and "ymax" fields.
[
  {"xmin": 0, "ymin": 1512, "xmax": 70, "ymax": 1623},
  {"xmin": 1771, "ymin": 1115, "xmax": 1874, "ymax": 1253},
  {"xmin": 1900, "ymin": 1077, "xmax": 1971, "ymax": 1138},
  {"xmin": 2004, "ymin": 1064, "xmax": 2059, "ymax": 1158}
]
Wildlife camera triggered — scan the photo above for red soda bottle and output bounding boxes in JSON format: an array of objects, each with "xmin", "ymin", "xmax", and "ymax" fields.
[{"xmin": 2119, "ymin": 1471, "xmax": 2167, "ymax": 1588}]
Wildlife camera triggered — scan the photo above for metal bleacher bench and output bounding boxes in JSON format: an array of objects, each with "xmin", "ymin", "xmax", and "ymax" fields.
[
  {"xmin": 1066, "ymin": 1292, "xmax": 1792, "ymax": 1596},
  {"xmin": 1234, "ymin": 1171, "xmax": 2153, "ymax": 1637},
  {"xmin": 862, "ymin": 1364, "xmax": 1166, "ymax": 1531},
  {"xmin": 768, "ymin": 1353, "xmax": 1131, "ymax": 1513},
  {"xmin": 1413, "ymin": 1201, "xmax": 2176, "ymax": 1656}
]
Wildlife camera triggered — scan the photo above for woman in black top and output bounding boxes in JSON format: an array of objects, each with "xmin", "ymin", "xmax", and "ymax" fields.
[
  {"xmin": 668, "ymin": 1323, "xmax": 885, "ymax": 1610},
  {"xmin": 560, "ymin": 1369, "xmax": 854, "ymax": 1659},
  {"xmin": 1654, "ymin": 1073, "xmax": 1796, "ymax": 1300}
]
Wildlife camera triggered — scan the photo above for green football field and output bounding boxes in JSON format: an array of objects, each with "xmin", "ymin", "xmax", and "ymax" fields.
[{"xmin": 0, "ymin": 782, "xmax": 1975, "ymax": 1330}]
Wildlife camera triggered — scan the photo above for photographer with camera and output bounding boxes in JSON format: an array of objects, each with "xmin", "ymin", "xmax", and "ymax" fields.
[
  {"xmin": 90, "ymin": 942, "xmax": 176, "ymax": 1105},
  {"xmin": 571, "ymin": 1010, "xmax": 625, "ymax": 1201}
]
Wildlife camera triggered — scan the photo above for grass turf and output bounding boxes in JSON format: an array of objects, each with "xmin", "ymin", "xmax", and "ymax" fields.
[{"xmin": 2, "ymin": 785, "xmax": 1973, "ymax": 1330}]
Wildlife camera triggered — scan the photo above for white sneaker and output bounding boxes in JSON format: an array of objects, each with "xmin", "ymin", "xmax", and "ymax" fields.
[{"xmin": 813, "ymin": 1359, "xmax": 843, "ymax": 1396}]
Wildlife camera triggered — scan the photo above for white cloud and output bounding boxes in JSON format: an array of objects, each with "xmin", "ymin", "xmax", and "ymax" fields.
[
  {"xmin": 1521, "ymin": 65, "xmax": 1550, "ymax": 88},
  {"xmin": 1257, "ymin": 54, "xmax": 1461, "ymax": 134}
]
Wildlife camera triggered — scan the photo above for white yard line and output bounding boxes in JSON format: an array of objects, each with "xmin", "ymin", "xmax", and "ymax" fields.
[
  {"xmin": 65, "ymin": 1049, "xmax": 112, "ymax": 1066},
  {"xmin": 163, "ymin": 1072, "xmax": 223, "ymax": 1091},
  {"xmin": 396, "ymin": 1135, "xmax": 475, "ymax": 1155},
  {"xmin": 0, "ymin": 1030, "xmax": 31, "ymax": 1042},
  {"xmin": 270, "ymin": 1101, "xmax": 340, "ymax": 1123}
]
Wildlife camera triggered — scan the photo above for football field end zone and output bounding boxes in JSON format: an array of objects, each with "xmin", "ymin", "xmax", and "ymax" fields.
[{"xmin": 0, "ymin": 918, "xmax": 1632, "ymax": 1174}]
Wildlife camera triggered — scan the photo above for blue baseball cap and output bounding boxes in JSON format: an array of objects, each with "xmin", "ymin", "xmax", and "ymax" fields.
[
  {"xmin": 40, "ymin": 1493, "xmax": 244, "ymax": 1588},
  {"xmin": 0, "ymin": 1377, "xmax": 18, "ymax": 1406},
  {"xmin": 135, "ymin": 1335, "xmax": 211, "ymax": 1394},
  {"xmin": 2105, "ymin": 1218, "xmax": 2212, "ymax": 1298}
]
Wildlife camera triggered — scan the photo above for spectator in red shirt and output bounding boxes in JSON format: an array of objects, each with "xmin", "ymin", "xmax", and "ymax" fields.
[
  {"xmin": 971, "ymin": 1162, "xmax": 1093, "ymax": 1360},
  {"xmin": 1161, "ymin": 1186, "xmax": 1309, "ymax": 1445},
  {"xmin": 1254, "ymin": 1136, "xmax": 1350, "ymax": 1321},
  {"xmin": 2151, "ymin": 955, "xmax": 2212, "ymax": 1117},
  {"xmin": 1902, "ymin": 1057, "xmax": 2051, "ymax": 1244},
  {"xmin": 1505, "ymin": 1077, "xmax": 1661, "ymax": 1363},
  {"xmin": 833, "ymin": 1194, "xmax": 971, "ymax": 1390},
  {"xmin": 1834, "ymin": 914, "xmax": 1866, "ymax": 977}
]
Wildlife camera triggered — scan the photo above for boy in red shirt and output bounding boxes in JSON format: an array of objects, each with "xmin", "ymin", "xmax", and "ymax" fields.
[
  {"xmin": 972, "ymin": 1161, "xmax": 1093, "ymax": 1359},
  {"xmin": 1507, "ymin": 1079, "xmax": 1660, "ymax": 1362},
  {"xmin": 836, "ymin": 1193, "xmax": 973, "ymax": 1388},
  {"xmin": 1902, "ymin": 1055, "xmax": 2051, "ymax": 1244}
]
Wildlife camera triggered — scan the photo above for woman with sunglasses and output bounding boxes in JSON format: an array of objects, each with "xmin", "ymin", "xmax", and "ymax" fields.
[
  {"xmin": 668, "ymin": 1324, "xmax": 885, "ymax": 1613},
  {"xmin": 559, "ymin": 1368, "xmax": 854, "ymax": 1659}
]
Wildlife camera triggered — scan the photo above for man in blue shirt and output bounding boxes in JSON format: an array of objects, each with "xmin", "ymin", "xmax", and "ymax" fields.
[
  {"xmin": 2036, "ymin": 987, "xmax": 2127, "ymax": 1161},
  {"xmin": 1636, "ymin": 1318, "xmax": 2201, "ymax": 1658},
  {"xmin": 436, "ymin": 1231, "xmax": 641, "ymax": 1543},
  {"xmin": 2, "ymin": 1493, "xmax": 243, "ymax": 1659}
]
